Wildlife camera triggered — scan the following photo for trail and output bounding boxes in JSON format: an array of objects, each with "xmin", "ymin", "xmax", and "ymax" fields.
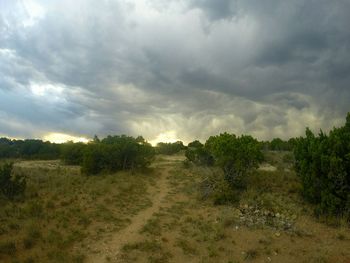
[{"xmin": 87, "ymin": 166, "xmax": 171, "ymax": 263}]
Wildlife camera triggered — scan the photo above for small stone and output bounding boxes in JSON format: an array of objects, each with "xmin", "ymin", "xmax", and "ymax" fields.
[
  {"xmin": 276, "ymin": 213, "xmax": 281, "ymax": 218},
  {"xmin": 267, "ymin": 257, "xmax": 272, "ymax": 262}
]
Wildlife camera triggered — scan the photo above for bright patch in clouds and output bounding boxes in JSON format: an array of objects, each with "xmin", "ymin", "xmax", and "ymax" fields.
[
  {"xmin": 150, "ymin": 131, "xmax": 181, "ymax": 146},
  {"xmin": 43, "ymin": 133, "xmax": 90, "ymax": 144},
  {"xmin": 30, "ymin": 82, "xmax": 63, "ymax": 96},
  {"xmin": 22, "ymin": 0, "xmax": 45, "ymax": 27}
]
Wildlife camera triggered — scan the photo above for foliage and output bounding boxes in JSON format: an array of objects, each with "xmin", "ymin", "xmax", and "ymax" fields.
[
  {"xmin": 81, "ymin": 135, "xmax": 155, "ymax": 175},
  {"xmin": 185, "ymin": 140, "xmax": 214, "ymax": 166},
  {"xmin": 261, "ymin": 138, "xmax": 296, "ymax": 151},
  {"xmin": 0, "ymin": 163, "xmax": 26, "ymax": 200},
  {"xmin": 294, "ymin": 113, "xmax": 350, "ymax": 219},
  {"xmin": 187, "ymin": 140, "xmax": 203, "ymax": 148},
  {"xmin": 156, "ymin": 141, "xmax": 185, "ymax": 155},
  {"xmin": 205, "ymin": 133, "xmax": 263, "ymax": 190},
  {"xmin": 0, "ymin": 138, "xmax": 61, "ymax": 160},
  {"xmin": 61, "ymin": 142, "xmax": 86, "ymax": 165}
]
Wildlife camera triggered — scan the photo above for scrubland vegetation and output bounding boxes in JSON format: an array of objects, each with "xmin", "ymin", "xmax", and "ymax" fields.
[
  {"xmin": 0, "ymin": 113, "xmax": 349, "ymax": 262},
  {"xmin": 0, "ymin": 160, "xmax": 157, "ymax": 262}
]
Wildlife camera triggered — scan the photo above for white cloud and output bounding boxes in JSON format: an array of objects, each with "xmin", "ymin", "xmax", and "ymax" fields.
[{"xmin": 22, "ymin": 0, "xmax": 45, "ymax": 27}]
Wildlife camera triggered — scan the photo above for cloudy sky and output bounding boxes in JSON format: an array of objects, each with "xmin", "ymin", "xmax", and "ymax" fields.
[{"xmin": 0, "ymin": 0, "xmax": 349, "ymax": 144}]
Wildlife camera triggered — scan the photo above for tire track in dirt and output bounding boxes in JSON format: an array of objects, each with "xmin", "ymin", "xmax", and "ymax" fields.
[{"xmin": 86, "ymin": 166, "xmax": 171, "ymax": 263}]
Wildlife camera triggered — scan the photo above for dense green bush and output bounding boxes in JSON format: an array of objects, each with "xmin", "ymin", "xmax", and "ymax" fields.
[
  {"xmin": 185, "ymin": 140, "xmax": 214, "ymax": 166},
  {"xmin": 81, "ymin": 135, "xmax": 155, "ymax": 175},
  {"xmin": 61, "ymin": 142, "xmax": 86, "ymax": 165},
  {"xmin": 205, "ymin": 133, "xmax": 263, "ymax": 190},
  {"xmin": 294, "ymin": 113, "xmax": 350, "ymax": 219},
  {"xmin": 0, "ymin": 163, "xmax": 26, "ymax": 200}
]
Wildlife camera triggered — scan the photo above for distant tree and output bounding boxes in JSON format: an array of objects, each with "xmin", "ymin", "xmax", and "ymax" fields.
[
  {"xmin": 93, "ymin": 135, "xmax": 100, "ymax": 143},
  {"xmin": 0, "ymin": 138, "xmax": 60, "ymax": 160},
  {"xmin": 156, "ymin": 141, "xmax": 185, "ymax": 155},
  {"xmin": 187, "ymin": 140, "xmax": 203, "ymax": 148},
  {"xmin": 268, "ymin": 138, "xmax": 294, "ymax": 151}
]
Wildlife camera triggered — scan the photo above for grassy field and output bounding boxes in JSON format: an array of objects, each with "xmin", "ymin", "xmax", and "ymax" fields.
[
  {"xmin": 0, "ymin": 153, "xmax": 349, "ymax": 263},
  {"xmin": 0, "ymin": 160, "xmax": 158, "ymax": 263}
]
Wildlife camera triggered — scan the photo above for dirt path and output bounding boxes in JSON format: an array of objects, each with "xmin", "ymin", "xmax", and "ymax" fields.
[{"xmin": 87, "ymin": 166, "xmax": 171, "ymax": 263}]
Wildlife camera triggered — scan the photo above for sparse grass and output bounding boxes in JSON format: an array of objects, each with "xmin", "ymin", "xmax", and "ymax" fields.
[
  {"xmin": 123, "ymin": 240, "xmax": 162, "ymax": 252},
  {"xmin": 1, "ymin": 153, "xmax": 350, "ymax": 263},
  {"xmin": 141, "ymin": 217, "xmax": 162, "ymax": 236},
  {"xmin": 244, "ymin": 249, "xmax": 258, "ymax": 261},
  {"xmin": 176, "ymin": 238, "xmax": 197, "ymax": 255},
  {"xmin": 121, "ymin": 240, "xmax": 171, "ymax": 263},
  {"xmin": 0, "ymin": 160, "xmax": 156, "ymax": 262},
  {"xmin": 336, "ymin": 233, "xmax": 347, "ymax": 240},
  {"xmin": 310, "ymin": 255, "xmax": 329, "ymax": 263}
]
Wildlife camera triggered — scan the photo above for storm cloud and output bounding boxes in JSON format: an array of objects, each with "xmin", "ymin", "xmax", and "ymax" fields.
[{"xmin": 0, "ymin": 0, "xmax": 349, "ymax": 143}]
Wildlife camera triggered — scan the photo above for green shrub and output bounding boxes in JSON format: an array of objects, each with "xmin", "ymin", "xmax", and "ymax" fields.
[
  {"xmin": 185, "ymin": 141, "xmax": 214, "ymax": 166},
  {"xmin": 81, "ymin": 135, "xmax": 155, "ymax": 175},
  {"xmin": 205, "ymin": 133, "xmax": 263, "ymax": 190},
  {"xmin": 0, "ymin": 163, "xmax": 26, "ymax": 200},
  {"xmin": 61, "ymin": 142, "xmax": 86, "ymax": 165},
  {"xmin": 294, "ymin": 113, "xmax": 350, "ymax": 219}
]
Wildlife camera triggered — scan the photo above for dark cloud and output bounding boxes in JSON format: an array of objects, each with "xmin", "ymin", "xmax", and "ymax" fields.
[{"xmin": 0, "ymin": 0, "xmax": 349, "ymax": 143}]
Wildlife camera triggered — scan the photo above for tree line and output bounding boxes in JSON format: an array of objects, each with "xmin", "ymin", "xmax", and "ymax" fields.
[
  {"xmin": 0, "ymin": 138, "xmax": 61, "ymax": 160},
  {"xmin": 0, "ymin": 135, "xmax": 294, "ymax": 163}
]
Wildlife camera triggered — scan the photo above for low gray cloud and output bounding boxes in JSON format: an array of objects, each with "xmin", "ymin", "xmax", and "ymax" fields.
[
  {"xmin": 189, "ymin": 0, "xmax": 238, "ymax": 20},
  {"xmin": 0, "ymin": 0, "xmax": 349, "ymax": 143}
]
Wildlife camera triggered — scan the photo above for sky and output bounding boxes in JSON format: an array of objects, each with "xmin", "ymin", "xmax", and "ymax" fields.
[{"xmin": 0, "ymin": 0, "xmax": 349, "ymax": 144}]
